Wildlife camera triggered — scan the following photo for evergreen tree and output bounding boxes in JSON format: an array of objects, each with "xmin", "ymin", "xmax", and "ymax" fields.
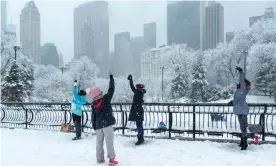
[
  {"xmin": 190, "ymin": 52, "xmax": 208, "ymax": 102},
  {"xmin": 1, "ymin": 61, "xmax": 25, "ymax": 102},
  {"xmin": 21, "ymin": 62, "xmax": 35, "ymax": 99},
  {"xmin": 171, "ymin": 66, "xmax": 189, "ymax": 99}
]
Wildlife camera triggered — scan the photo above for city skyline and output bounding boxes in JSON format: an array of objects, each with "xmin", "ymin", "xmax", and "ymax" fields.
[{"xmin": 6, "ymin": 0, "xmax": 276, "ymax": 64}]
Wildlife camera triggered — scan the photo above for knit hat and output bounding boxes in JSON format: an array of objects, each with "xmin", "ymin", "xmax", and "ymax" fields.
[
  {"xmin": 86, "ymin": 87, "xmax": 103, "ymax": 100},
  {"xmin": 136, "ymin": 84, "xmax": 145, "ymax": 89}
]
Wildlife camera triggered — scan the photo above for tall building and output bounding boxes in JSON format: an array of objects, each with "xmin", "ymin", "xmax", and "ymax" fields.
[
  {"xmin": 80, "ymin": 17, "xmax": 95, "ymax": 59},
  {"xmin": 144, "ymin": 22, "xmax": 156, "ymax": 49},
  {"xmin": 226, "ymin": 32, "xmax": 234, "ymax": 43},
  {"xmin": 249, "ymin": 7, "xmax": 274, "ymax": 27},
  {"xmin": 74, "ymin": 1, "xmax": 109, "ymax": 76},
  {"xmin": 1, "ymin": 0, "xmax": 7, "ymax": 31},
  {"xmin": 167, "ymin": 1, "xmax": 201, "ymax": 49},
  {"xmin": 204, "ymin": 2, "xmax": 224, "ymax": 50},
  {"xmin": 130, "ymin": 36, "xmax": 145, "ymax": 77},
  {"xmin": 20, "ymin": 1, "xmax": 41, "ymax": 63},
  {"xmin": 4, "ymin": 24, "xmax": 16, "ymax": 37},
  {"xmin": 200, "ymin": 1, "xmax": 207, "ymax": 49},
  {"xmin": 59, "ymin": 53, "xmax": 64, "ymax": 68},
  {"xmin": 140, "ymin": 46, "xmax": 172, "ymax": 78},
  {"xmin": 114, "ymin": 32, "xmax": 132, "ymax": 75},
  {"xmin": 40, "ymin": 43, "xmax": 59, "ymax": 68}
]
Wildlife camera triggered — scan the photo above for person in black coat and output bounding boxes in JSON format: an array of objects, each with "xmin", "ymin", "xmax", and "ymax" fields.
[
  {"xmin": 127, "ymin": 74, "xmax": 146, "ymax": 145},
  {"xmin": 88, "ymin": 71, "xmax": 118, "ymax": 165}
]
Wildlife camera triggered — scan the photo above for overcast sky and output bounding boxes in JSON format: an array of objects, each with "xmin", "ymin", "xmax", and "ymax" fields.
[{"xmin": 5, "ymin": 0, "xmax": 276, "ymax": 64}]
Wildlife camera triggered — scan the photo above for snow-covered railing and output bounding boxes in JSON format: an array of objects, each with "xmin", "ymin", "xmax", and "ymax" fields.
[{"xmin": 1, "ymin": 102, "xmax": 276, "ymax": 143}]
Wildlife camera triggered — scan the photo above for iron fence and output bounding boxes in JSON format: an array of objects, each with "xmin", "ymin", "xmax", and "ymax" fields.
[{"xmin": 1, "ymin": 102, "xmax": 276, "ymax": 143}]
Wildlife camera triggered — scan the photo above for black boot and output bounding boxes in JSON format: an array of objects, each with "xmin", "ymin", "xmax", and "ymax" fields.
[
  {"xmin": 72, "ymin": 121, "xmax": 81, "ymax": 140},
  {"xmin": 241, "ymin": 137, "xmax": 248, "ymax": 150},
  {"xmin": 135, "ymin": 135, "xmax": 144, "ymax": 145},
  {"xmin": 238, "ymin": 137, "xmax": 244, "ymax": 147}
]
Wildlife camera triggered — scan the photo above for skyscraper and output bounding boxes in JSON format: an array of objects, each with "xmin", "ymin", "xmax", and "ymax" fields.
[
  {"xmin": 1, "ymin": 0, "xmax": 7, "ymax": 31},
  {"xmin": 249, "ymin": 7, "xmax": 274, "ymax": 27},
  {"xmin": 80, "ymin": 17, "xmax": 95, "ymax": 59},
  {"xmin": 20, "ymin": 1, "xmax": 41, "ymax": 63},
  {"xmin": 130, "ymin": 36, "xmax": 145, "ymax": 77},
  {"xmin": 144, "ymin": 22, "xmax": 156, "ymax": 49},
  {"xmin": 226, "ymin": 32, "xmax": 234, "ymax": 43},
  {"xmin": 167, "ymin": 1, "xmax": 201, "ymax": 49},
  {"xmin": 114, "ymin": 32, "xmax": 132, "ymax": 75},
  {"xmin": 204, "ymin": 2, "xmax": 224, "ymax": 50},
  {"xmin": 74, "ymin": 1, "xmax": 109, "ymax": 76}
]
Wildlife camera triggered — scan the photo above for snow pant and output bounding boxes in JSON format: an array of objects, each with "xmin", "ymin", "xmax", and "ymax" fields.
[
  {"xmin": 72, "ymin": 113, "xmax": 81, "ymax": 137},
  {"xmin": 136, "ymin": 120, "xmax": 144, "ymax": 138},
  {"xmin": 96, "ymin": 126, "xmax": 116, "ymax": 162},
  {"xmin": 238, "ymin": 115, "xmax": 248, "ymax": 139}
]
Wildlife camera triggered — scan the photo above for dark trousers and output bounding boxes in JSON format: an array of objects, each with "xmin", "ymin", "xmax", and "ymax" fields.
[
  {"xmin": 136, "ymin": 120, "xmax": 144, "ymax": 138},
  {"xmin": 72, "ymin": 113, "xmax": 82, "ymax": 137},
  {"xmin": 238, "ymin": 115, "xmax": 248, "ymax": 139}
]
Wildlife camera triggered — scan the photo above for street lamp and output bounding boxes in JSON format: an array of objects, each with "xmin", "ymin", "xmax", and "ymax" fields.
[
  {"xmin": 13, "ymin": 46, "xmax": 21, "ymax": 60},
  {"xmin": 60, "ymin": 66, "xmax": 67, "ymax": 75}
]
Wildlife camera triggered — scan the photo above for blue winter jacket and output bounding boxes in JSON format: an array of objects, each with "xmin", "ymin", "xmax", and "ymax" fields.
[
  {"xmin": 71, "ymin": 85, "xmax": 86, "ymax": 116},
  {"xmin": 232, "ymin": 70, "xmax": 251, "ymax": 115}
]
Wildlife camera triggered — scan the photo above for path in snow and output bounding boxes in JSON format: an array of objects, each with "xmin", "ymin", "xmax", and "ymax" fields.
[{"xmin": 1, "ymin": 128, "xmax": 276, "ymax": 166}]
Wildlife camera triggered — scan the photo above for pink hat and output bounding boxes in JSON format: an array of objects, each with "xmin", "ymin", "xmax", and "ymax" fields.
[{"xmin": 86, "ymin": 87, "xmax": 103, "ymax": 100}]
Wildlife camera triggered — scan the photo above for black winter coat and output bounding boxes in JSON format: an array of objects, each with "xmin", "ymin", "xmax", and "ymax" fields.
[
  {"xmin": 128, "ymin": 79, "xmax": 146, "ymax": 122},
  {"xmin": 92, "ymin": 75, "xmax": 116, "ymax": 130}
]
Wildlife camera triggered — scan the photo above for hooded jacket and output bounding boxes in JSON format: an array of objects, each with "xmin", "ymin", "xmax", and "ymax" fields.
[
  {"xmin": 128, "ymin": 79, "xmax": 146, "ymax": 121},
  {"xmin": 232, "ymin": 70, "xmax": 251, "ymax": 115},
  {"xmin": 92, "ymin": 75, "xmax": 116, "ymax": 130},
  {"xmin": 71, "ymin": 84, "xmax": 86, "ymax": 116}
]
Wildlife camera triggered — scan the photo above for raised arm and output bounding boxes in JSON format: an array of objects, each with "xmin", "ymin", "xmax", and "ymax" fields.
[
  {"xmin": 72, "ymin": 80, "xmax": 78, "ymax": 98},
  {"xmin": 128, "ymin": 75, "xmax": 136, "ymax": 92},
  {"xmin": 236, "ymin": 66, "xmax": 246, "ymax": 89},
  {"xmin": 105, "ymin": 71, "xmax": 114, "ymax": 102}
]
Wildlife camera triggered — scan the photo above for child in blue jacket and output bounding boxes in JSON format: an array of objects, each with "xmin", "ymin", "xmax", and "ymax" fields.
[{"xmin": 71, "ymin": 80, "xmax": 87, "ymax": 140}]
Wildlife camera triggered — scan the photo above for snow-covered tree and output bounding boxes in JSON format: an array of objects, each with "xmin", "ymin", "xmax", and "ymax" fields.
[
  {"xmin": 32, "ymin": 64, "xmax": 71, "ymax": 102},
  {"xmin": 113, "ymin": 76, "xmax": 133, "ymax": 102},
  {"xmin": 171, "ymin": 66, "xmax": 190, "ymax": 99},
  {"xmin": 68, "ymin": 56, "xmax": 99, "ymax": 89},
  {"xmin": 18, "ymin": 56, "xmax": 35, "ymax": 100},
  {"xmin": 1, "ymin": 32, "xmax": 17, "ymax": 75},
  {"xmin": 190, "ymin": 52, "xmax": 209, "ymax": 102},
  {"xmin": 1, "ymin": 61, "xmax": 25, "ymax": 102},
  {"xmin": 250, "ymin": 43, "xmax": 276, "ymax": 96}
]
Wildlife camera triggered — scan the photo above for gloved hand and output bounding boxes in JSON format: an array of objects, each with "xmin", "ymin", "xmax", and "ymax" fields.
[
  {"xmin": 236, "ymin": 66, "xmax": 242, "ymax": 71},
  {"xmin": 74, "ymin": 80, "xmax": 77, "ymax": 86},
  {"xmin": 127, "ymin": 75, "xmax": 132, "ymax": 80}
]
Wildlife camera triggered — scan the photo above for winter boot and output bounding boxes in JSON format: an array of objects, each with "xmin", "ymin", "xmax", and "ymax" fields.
[
  {"xmin": 97, "ymin": 159, "xmax": 105, "ymax": 164},
  {"xmin": 135, "ymin": 135, "xmax": 144, "ymax": 145},
  {"xmin": 72, "ymin": 136, "xmax": 81, "ymax": 140},
  {"xmin": 241, "ymin": 137, "xmax": 248, "ymax": 150},
  {"xmin": 75, "ymin": 121, "xmax": 82, "ymax": 138},
  {"xmin": 108, "ymin": 158, "xmax": 118, "ymax": 165},
  {"xmin": 238, "ymin": 137, "xmax": 244, "ymax": 147}
]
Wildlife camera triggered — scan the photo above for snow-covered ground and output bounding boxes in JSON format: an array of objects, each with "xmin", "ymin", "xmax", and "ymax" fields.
[
  {"xmin": 1, "ymin": 128, "xmax": 276, "ymax": 166},
  {"xmin": 175, "ymin": 95, "xmax": 275, "ymax": 103},
  {"xmin": 213, "ymin": 95, "xmax": 275, "ymax": 104}
]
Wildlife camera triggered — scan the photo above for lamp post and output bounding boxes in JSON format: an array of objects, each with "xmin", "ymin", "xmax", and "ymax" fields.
[
  {"xmin": 13, "ymin": 46, "xmax": 21, "ymax": 60},
  {"xmin": 60, "ymin": 66, "xmax": 67, "ymax": 75}
]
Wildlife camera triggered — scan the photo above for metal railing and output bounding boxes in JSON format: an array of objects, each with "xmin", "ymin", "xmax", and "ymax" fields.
[{"xmin": 1, "ymin": 102, "xmax": 276, "ymax": 143}]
